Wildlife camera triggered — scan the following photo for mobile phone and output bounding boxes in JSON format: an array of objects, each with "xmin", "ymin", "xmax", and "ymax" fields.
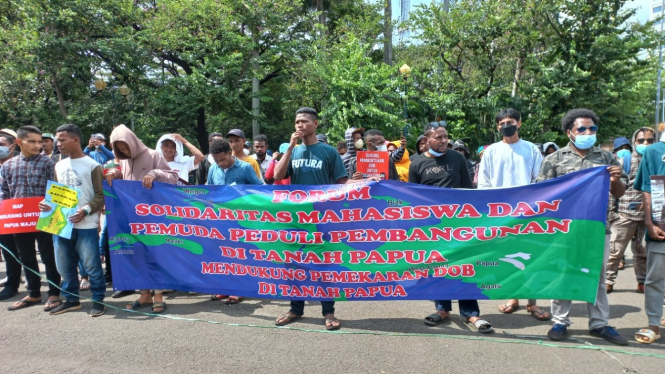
[
  {"xmin": 402, "ymin": 124, "xmax": 411, "ymax": 139},
  {"xmin": 628, "ymin": 202, "xmax": 641, "ymax": 211}
]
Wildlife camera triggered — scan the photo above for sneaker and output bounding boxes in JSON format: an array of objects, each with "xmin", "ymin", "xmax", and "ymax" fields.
[
  {"xmin": 49, "ymin": 300, "xmax": 81, "ymax": 315},
  {"xmin": 547, "ymin": 323, "xmax": 568, "ymax": 341},
  {"xmin": 590, "ymin": 326, "xmax": 628, "ymax": 346},
  {"xmin": 90, "ymin": 302, "xmax": 106, "ymax": 317},
  {"xmin": 0, "ymin": 288, "xmax": 18, "ymax": 301}
]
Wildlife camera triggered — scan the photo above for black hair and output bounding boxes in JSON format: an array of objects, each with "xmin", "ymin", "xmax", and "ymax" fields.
[
  {"xmin": 495, "ymin": 108, "xmax": 521, "ymax": 124},
  {"xmin": 16, "ymin": 125, "xmax": 41, "ymax": 139},
  {"xmin": 364, "ymin": 129, "xmax": 384, "ymax": 141},
  {"xmin": 55, "ymin": 124, "xmax": 83, "ymax": 143},
  {"xmin": 254, "ymin": 134, "xmax": 268, "ymax": 144},
  {"xmin": 208, "ymin": 132, "xmax": 224, "ymax": 141},
  {"xmin": 561, "ymin": 108, "xmax": 599, "ymax": 132},
  {"xmin": 636, "ymin": 127, "xmax": 656, "ymax": 138},
  {"xmin": 0, "ymin": 133, "xmax": 16, "ymax": 144},
  {"xmin": 210, "ymin": 139, "xmax": 231, "ymax": 154},
  {"xmin": 424, "ymin": 126, "xmax": 445, "ymax": 138},
  {"xmin": 295, "ymin": 107, "xmax": 318, "ymax": 120},
  {"xmin": 337, "ymin": 140, "xmax": 347, "ymax": 150}
]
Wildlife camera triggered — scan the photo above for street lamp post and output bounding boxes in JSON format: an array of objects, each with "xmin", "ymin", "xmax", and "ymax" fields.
[
  {"xmin": 118, "ymin": 84, "xmax": 134, "ymax": 131},
  {"xmin": 399, "ymin": 64, "xmax": 411, "ymax": 121}
]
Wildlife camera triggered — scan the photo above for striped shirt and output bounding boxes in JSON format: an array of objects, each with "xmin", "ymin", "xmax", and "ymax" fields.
[{"xmin": 0, "ymin": 154, "xmax": 55, "ymax": 200}]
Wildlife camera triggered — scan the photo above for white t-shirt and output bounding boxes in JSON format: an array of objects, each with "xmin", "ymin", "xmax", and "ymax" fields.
[
  {"xmin": 168, "ymin": 155, "xmax": 198, "ymax": 181},
  {"xmin": 55, "ymin": 156, "xmax": 101, "ymax": 229},
  {"xmin": 251, "ymin": 154, "xmax": 272, "ymax": 178},
  {"xmin": 478, "ymin": 139, "xmax": 543, "ymax": 189}
]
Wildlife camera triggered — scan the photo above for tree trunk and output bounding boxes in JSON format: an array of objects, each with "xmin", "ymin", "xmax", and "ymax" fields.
[
  {"xmin": 51, "ymin": 71, "xmax": 68, "ymax": 119},
  {"xmin": 443, "ymin": 0, "xmax": 450, "ymax": 13},
  {"xmin": 251, "ymin": 47, "xmax": 260, "ymax": 139},
  {"xmin": 317, "ymin": 0, "xmax": 326, "ymax": 35},
  {"xmin": 196, "ymin": 107, "xmax": 208, "ymax": 153},
  {"xmin": 384, "ymin": 0, "xmax": 393, "ymax": 66},
  {"xmin": 511, "ymin": 56, "xmax": 523, "ymax": 97}
]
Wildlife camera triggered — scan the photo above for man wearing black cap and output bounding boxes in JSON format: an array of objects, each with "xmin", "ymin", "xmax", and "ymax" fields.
[
  {"xmin": 84, "ymin": 133, "xmax": 114, "ymax": 165},
  {"xmin": 226, "ymin": 129, "xmax": 262, "ymax": 180}
]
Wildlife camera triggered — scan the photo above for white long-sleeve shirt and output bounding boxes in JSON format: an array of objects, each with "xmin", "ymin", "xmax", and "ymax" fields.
[{"xmin": 477, "ymin": 139, "xmax": 543, "ymax": 189}]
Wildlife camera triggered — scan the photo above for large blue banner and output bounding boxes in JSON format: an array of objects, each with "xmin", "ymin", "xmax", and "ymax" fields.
[{"xmin": 105, "ymin": 167, "xmax": 609, "ymax": 302}]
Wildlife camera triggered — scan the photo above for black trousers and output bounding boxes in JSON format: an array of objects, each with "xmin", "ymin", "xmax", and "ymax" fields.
[
  {"xmin": 0, "ymin": 233, "xmax": 21, "ymax": 292},
  {"xmin": 14, "ymin": 232, "xmax": 60, "ymax": 298}
]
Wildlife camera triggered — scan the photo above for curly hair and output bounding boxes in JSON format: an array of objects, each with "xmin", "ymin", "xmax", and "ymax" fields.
[{"xmin": 561, "ymin": 109, "xmax": 599, "ymax": 132}]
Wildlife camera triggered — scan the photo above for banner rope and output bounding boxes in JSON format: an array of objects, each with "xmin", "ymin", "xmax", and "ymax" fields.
[{"xmin": 0, "ymin": 242, "xmax": 662, "ymax": 362}]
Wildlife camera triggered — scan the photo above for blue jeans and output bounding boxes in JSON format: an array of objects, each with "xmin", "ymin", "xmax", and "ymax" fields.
[
  {"xmin": 54, "ymin": 229, "xmax": 106, "ymax": 302},
  {"xmin": 434, "ymin": 299, "xmax": 480, "ymax": 318}
]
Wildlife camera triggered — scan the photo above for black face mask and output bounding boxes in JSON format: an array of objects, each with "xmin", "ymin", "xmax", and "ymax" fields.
[{"xmin": 500, "ymin": 125, "xmax": 517, "ymax": 138}]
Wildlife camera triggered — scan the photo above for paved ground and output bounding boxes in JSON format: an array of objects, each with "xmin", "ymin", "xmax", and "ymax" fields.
[{"xmin": 0, "ymin": 250, "xmax": 663, "ymax": 374}]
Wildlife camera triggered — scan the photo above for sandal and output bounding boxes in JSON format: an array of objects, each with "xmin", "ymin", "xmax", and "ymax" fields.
[
  {"xmin": 210, "ymin": 294, "xmax": 229, "ymax": 301},
  {"xmin": 424, "ymin": 312, "xmax": 449, "ymax": 326},
  {"xmin": 498, "ymin": 301, "xmax": 519, "ymax": 314},
  {"xmin": 151, "ymin": 302, "xmax": 166, "ymax": 314},
  {"xmin": 225, "ymin": 296, "xmax": 244, "ymax": 305},
  {"xmin": 466, "ymin": 318, "xmax": 494, "ymax": 334},
  {"xmin": 125, "ymin": 300, "xmax": 153, "ymax": 311},
  {"xmin": 43, "ymin": 299, "xmax": 62, "ymax": 312},
  {"xmin": 275, "ymin": 312, "xmax": 301, "ymax": 326},
  {"xmin": 635, "ymin": 329, "xmax": 661, "ymax": 344},
  {"xmin": 7, "ymin": 298, "xmax": 41, "ymax": 311},
  {"xmin": 325, "ymin": 317, "xmax": 341, "ymax": 331},
  {"xmin": 80, "ymin": 279, "xmax": 91, "ymax": 291},
  {"xmin": 526, "ymin": 305, "xmax": 551, "ymax": 321}
]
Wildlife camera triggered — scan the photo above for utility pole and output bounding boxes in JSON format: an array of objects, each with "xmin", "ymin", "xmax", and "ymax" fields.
[{"xmin": 656, "ymin": 0, "xmax": 664, "ymax": 139}]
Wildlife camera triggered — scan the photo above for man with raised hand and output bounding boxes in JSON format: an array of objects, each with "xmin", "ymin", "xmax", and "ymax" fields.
[
  {"xmin": 537, "ymin": 108, "xmax": 628, "ymax": 346},
  {"xmin": 274, "ymin": 107, "xmax": 347, "ymax": 330},
  {"xmin": 478, "ymin": 108, "xmax": 548, "ymax": 321}
]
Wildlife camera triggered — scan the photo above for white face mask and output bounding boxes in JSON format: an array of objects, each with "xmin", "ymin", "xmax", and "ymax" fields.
[
  {"xmin": 376, "ymin": 145, "xmax": 387, "ymax": 152},
  {"xmin": 354, "ymin": 139, "xmax": 364, "ymax": 149},
  {"xmin": 243, "ymin": 148, "xmax": 250, "ymax": 155}
]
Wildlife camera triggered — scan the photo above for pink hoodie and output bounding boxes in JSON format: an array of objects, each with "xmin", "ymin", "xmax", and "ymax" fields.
[{"xmin": 109, "ymin": 125, "xmax": 178, "ymax": 184}]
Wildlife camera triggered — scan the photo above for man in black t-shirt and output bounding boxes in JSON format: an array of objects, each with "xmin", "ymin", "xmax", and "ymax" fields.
[{"xmin": 408, "ymin": 126, "xmax": 493, "ymax": 334}]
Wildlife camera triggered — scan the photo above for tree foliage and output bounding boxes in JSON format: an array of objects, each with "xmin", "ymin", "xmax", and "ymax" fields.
[{"xmin": 0, "ymin": 0, "xmax": 659, "ymax": 155}]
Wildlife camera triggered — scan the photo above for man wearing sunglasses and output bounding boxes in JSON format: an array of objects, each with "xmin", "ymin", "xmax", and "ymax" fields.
[
  {"xmin": 606, "ymin": 128, "xmax": 655, "ymax": 296},
  {"xmin": 537, "ymin": 108, "xmax": 629, "ymax": 346}
]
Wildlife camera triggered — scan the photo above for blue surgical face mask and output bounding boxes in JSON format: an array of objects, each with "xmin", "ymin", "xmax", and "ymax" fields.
[
  {"xmin": 571, "ymin": 134, "xmax": 596, "ymax": 150},
  {"xmin": 0, "ymin": 146, "xmax": 12, "ymax": 159},
  {"xmin": 428, "ymin": 148, "xmax": 444, "ymax": 157},
  {"xmin": 616, "ymin": 149, "xmax": 631, "ymax": 158},
  {"xmin": 376, "ymin": 145, "xmax": 387, "ymax": 152},
  {"xmin": 636, "ymin": 145, "xmax": 647, "ymax": 155}
]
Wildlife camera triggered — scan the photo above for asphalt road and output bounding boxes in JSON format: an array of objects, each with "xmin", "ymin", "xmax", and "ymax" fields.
[{"xmin": 0, "ymin": 250, "xmax": 663, "ymax": 374}]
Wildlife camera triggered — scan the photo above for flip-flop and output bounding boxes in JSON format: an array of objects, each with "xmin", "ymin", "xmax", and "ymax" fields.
[
  {"xmin": 635, "ymin": 329, "xmax": 661, "ymax": 344},
  {"xmin": 325, "ymin": 317, "xmax": 341, "ymax": 331},
  {"xmin": 466, "ymin": 319, "xmax": 494, "ymax": 334},
  {"xmin": 210, "ymin": 294, "xmax": 229, "ymax": 301},
  {"xmin": 125, "ymin": 300, "xmax": 153, "ymax": 311},
  {"xmin": 275, "ymin": 313, "xmax": 301, "ymax": 326},
  {"xmin": 43, "ymin": 299, "xmax": 63, "ymax": 312},
  {"xmin": 526, "ymin": 305, "xmax": 551, "ymax": 321},
  {"xmin": 7, "ymin": 298, "xmax": 41, "ymax": 311},
  {"xmin": 151, "ymin": 302, "xmax": 166, "ymax": 314},
  {"xmin": 225, "ymin": 296, "xmax": 244, "ymax": 305},
  {"xmin": 424, "ymin": 313, "xmax": 449, "ymax": 326},
  {"xmin": 498, "ymin": 302, "xmax": 519, "ymax": 314}
]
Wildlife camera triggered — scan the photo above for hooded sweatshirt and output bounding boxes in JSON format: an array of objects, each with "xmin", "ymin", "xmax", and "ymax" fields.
[
  {"xmin": 109, "ymin": 125, "xmax": 178, "ymax": 184},
  {"xmin": 341, "ymin": 128, "xmax": 358, "ymax": 175},
  {"xmin": 155, "ymin": 134, "xmax": 198, "ymax": 181},
  {"xmin": 542, "ymin": 142, "xmax": 559, "ymax": 155},
  {"xmin": 390, "ymin": 140, "xmax": 410, "ymax": 182}
]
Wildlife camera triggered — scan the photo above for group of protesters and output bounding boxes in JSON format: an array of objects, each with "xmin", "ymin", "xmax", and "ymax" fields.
[{"xmin": 0, "ymin": 106, "xmax": 664, "ymax": 345}]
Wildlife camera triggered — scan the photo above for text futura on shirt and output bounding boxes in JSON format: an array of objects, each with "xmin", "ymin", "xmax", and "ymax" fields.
[{"xmin": 291, "ymin": 158, "xmax": 323, "ymax": 171}]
